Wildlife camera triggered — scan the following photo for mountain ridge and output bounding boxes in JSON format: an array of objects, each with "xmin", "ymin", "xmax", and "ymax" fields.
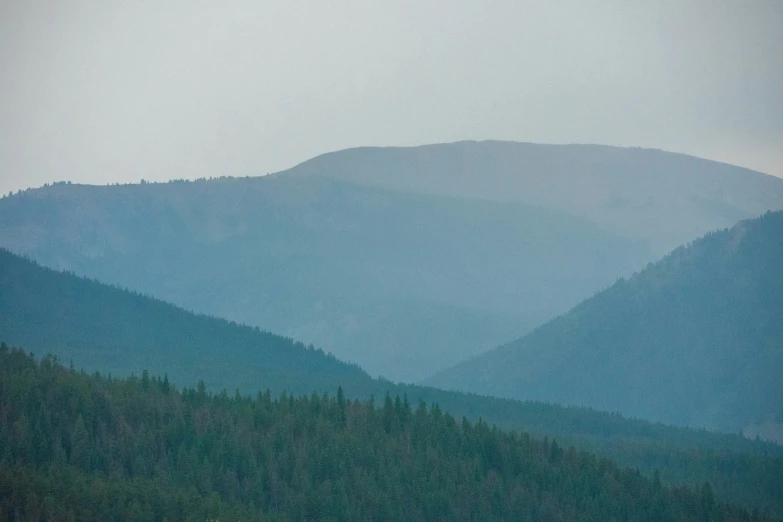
[
  {"xmin": 427, "ymin": 211, "xmax": 783, "ymax": 435},
  {"xmin": 0, "ymin": 173, "xmax": 649, "ymax": 382},
  {"xmin": 279, "ymin": 140, "xmax": 783, "ymax": 254},
  {"xmin": 0, "ymin": 247, "xmax": 371, "ymax": 396}
]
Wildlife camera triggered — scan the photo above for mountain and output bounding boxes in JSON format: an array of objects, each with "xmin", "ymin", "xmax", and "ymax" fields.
[
  {"xmin": 428, "ymin": 211, "xmax": 783, "ymax": 434},
  {"xmin": 0, "ymin": 348, "xmax": 770, "ymax": 522},
  {"xmin": 0, "ymin": 174, "xmax": 649, "ymax": 382},
  {"xmin": 1, "ymin": 142, "xmax": 780, "ymax": 381},
  {"xmin": 4, "ymin": 143, "xmax": 779, "ymax": 382},
  {"xmin": 0, "ymin": 248, "xmax": 370, "ymax": 396},
  {"xmin": 3, "ymin": 247, "xmax": 783, "ymax": 517},
  {"xmin": 281, "ymin": 141, "xmax": 783, "ymax": 255}
]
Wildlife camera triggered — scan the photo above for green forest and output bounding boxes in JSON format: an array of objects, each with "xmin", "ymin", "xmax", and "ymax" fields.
[
  {"xmin": 0, "ymin": 346, "xmax": 773, "ymax": 521},
  {"xmin": 3, "ymin": 246, "xmax": 783, "ymax": 517}
]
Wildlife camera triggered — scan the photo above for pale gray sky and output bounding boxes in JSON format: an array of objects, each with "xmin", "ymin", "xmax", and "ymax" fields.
[{"xmin": 1, "ymin": 1, "xmax": 782, "ymax": 194}]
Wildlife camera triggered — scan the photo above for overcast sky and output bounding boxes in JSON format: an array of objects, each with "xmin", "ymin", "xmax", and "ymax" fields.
[{"xmin": 1, "ymin": 1, "xmax": 781, "ymax": 194}]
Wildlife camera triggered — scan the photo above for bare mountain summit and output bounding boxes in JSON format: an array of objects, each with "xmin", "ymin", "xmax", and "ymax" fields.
[{"xmin": 281, "ymin": 141, "xmax": 783, "ymax": 254}]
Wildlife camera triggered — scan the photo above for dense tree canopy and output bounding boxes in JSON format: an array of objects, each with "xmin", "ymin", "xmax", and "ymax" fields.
[{"xmin": 0, "ymin": 347, "xmax": 772, "ymax": 521}]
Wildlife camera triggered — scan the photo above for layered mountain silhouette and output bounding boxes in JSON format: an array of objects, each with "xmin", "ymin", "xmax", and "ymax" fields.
[
  {"xmin": 428, "ymin": 211, "xmax": 783, "ymax": 434},
  {"xmin": 0, "ymin": 174, "xmax": 648, "ymax": 382},
  {"xmin": 1, "ymin": 141, "xmax": 781, "ymax": 382},
  {"xmin": 2, "ymin": 247, "xmax": 783, "ymax": 517}
]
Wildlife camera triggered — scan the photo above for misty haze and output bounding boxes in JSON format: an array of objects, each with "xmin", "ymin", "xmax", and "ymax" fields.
[{"xmin": 1, "ymin": 1, "xmax": 782, "ymax": 520}]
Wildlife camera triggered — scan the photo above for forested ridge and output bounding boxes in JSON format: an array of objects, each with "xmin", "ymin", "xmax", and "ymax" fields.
[
  {"xmin": 2, "ymin": 247, "xmax": 783, "ymax": 516},
  {"xmin": 0, "ymin": 347, "xmax": 773, "ymax": 522},
  {"xmin": 430, "ymin": 211, "xmax": 783, "ymax": 433},
  {"xmin": 0, "ymin": 247, "xmax": 370, "ymax": 397}
]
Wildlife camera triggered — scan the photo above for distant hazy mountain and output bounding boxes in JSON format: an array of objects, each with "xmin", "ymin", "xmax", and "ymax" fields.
[
  {"xmin": 0, "ymin": 175, "xmax": 648, "ymax": 381},
  {"xmin": 281, "ymin": 141, "xmax": 783, "ymax": 254},
  {"xmin": 3, "ymin": 141, "xmax": 780, "ymax": 382},
  {"xmin": 428, "ymin": 211, "xmax": 783, "ymax": 434}
]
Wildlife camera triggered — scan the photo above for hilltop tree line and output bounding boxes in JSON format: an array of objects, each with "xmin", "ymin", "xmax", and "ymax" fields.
[
  {"xmin": 0, "ymin": 346, "xmax": 771, "ymax": 522},
  {"xmin": 2, "ymin": 176, "xmax": 253, "ymax": 198}
]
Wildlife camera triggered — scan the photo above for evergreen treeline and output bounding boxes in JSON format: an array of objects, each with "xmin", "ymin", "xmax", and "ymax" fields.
[
  {"xmin": 0, "ymin": 347, "xmax": 771, "ymax": 522},
  {"xmin": 387, "ymin": 386, "xmax": 783, "ymax": 518}
]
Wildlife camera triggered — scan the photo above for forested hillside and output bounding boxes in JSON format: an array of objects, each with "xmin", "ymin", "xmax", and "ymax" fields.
[
  {"xmin": 0, "ymin": 348, "xmax": 771, "ymax": 522},
  {"xmin": 282, "ymin": 141, "xmax": 783, "ymax": 254},
  {"xmin": 0, "ymin": 248, "xmax": 370, "ymax": 397},
  {"xmin": 3, "ymin": 247, "xmax": 783, "ymax": 516},
  {"xmin": 429, "ymin": 211, "xmax": 783, "ymax": 435},
  {"xmin": 0, "ymin": 174, "xmax": 648, "ymax": 382}
]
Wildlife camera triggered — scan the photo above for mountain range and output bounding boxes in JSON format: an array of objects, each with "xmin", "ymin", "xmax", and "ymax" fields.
[
  {"xmin": 0, "ymin": 169, "xmax": 647, "ymax": 382},
  {"xmin": 2, "ymin": 141, "xmax": 782, "ymax": 383}
]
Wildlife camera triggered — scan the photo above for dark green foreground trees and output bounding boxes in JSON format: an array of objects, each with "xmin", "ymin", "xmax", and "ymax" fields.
[{"xmin": 0, "ymin": 347, "xmax": 769, "ymax": 521}]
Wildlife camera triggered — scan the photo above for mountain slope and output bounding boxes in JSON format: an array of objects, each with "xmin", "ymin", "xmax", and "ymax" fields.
[
  {"xmin": 2, "ymin": 247, "xmax": 783, "ymax": 517},
  {"xmin": 428, "ymin": 211, "xmax": 783, "ymax": 433},
  {"xmin": 0, "ymin": 175, "xmax": 649, "ymax": 381},
  {"xmin": 281, "ymin": 141, "xmax": 783, "ymax": 254},
  {"xmin": 0, "ymin": 248, "xmax": 370, "ymax": 396}
]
